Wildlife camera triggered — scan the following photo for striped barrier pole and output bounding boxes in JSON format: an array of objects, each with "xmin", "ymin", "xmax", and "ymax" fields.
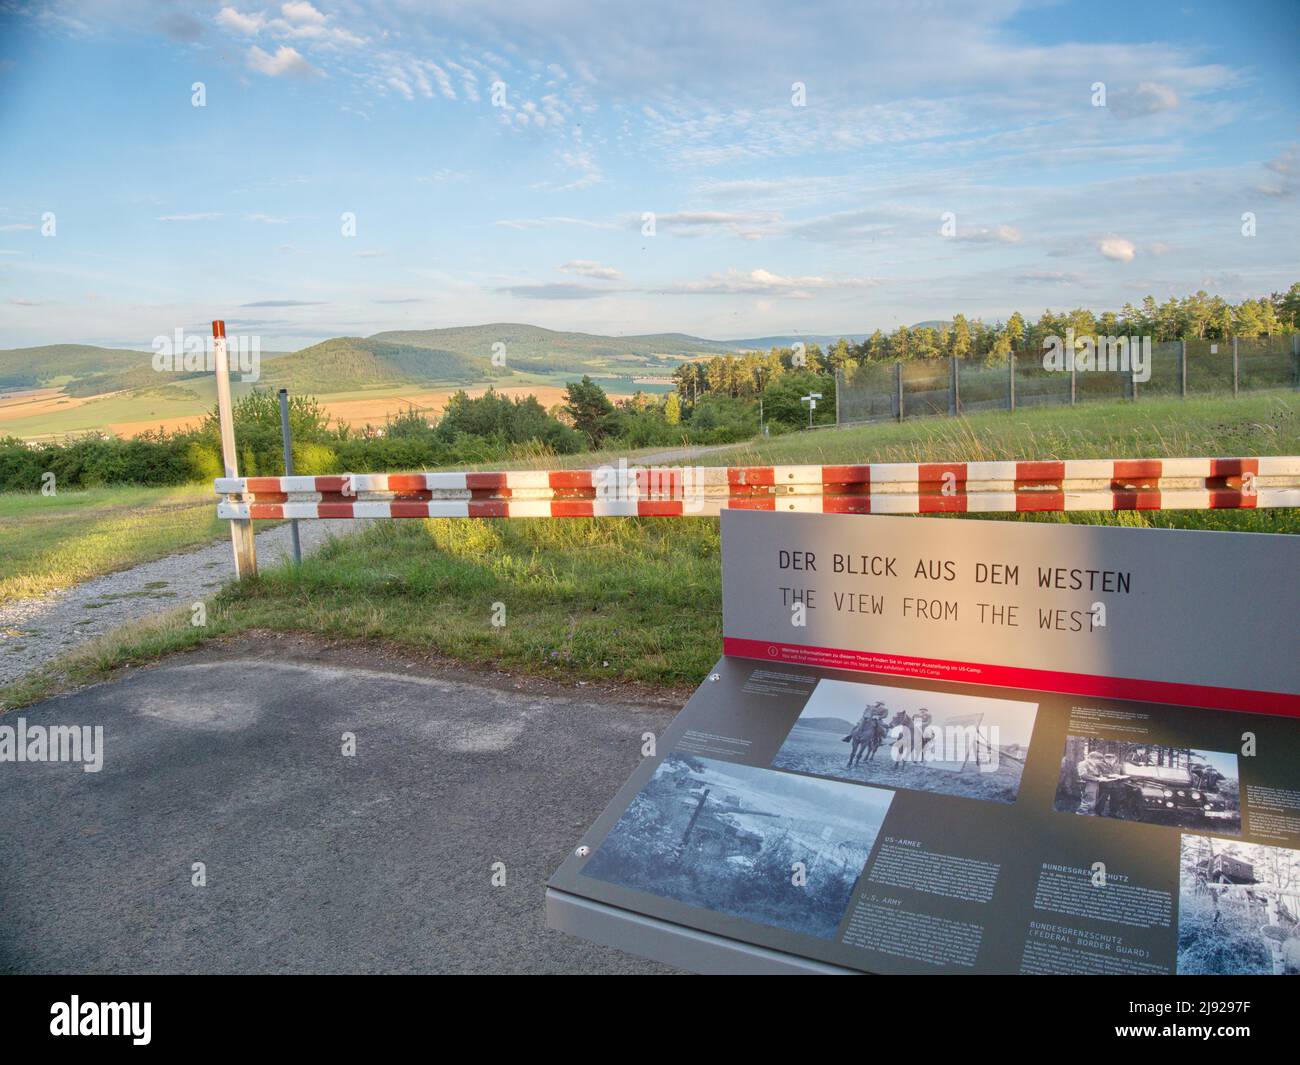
[
  {"xmin": 215, "ymin": 457, "xmax": 1300, "ymax": 522},
  {"xmin": 213, "ymin": 320, "xmax": 258, "ymax": 576}
]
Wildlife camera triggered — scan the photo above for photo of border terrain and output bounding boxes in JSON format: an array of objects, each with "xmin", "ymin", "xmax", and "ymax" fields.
[
  {"xmin": 1177, "ymin": 835, "xmax": 1300, "ymax": 975},
  {"xmin": 581, "ymin": 753, "xmax": 892, "ymax": 940},
  {"xmin": 771, "ymin": 679, "xmax": 1037, "ymax": 804}
]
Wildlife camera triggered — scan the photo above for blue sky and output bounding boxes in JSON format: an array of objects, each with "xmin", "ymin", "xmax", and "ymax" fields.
[{"xmin": 1, "ymin": 0, "xmax": 1297, "ymax": 350}]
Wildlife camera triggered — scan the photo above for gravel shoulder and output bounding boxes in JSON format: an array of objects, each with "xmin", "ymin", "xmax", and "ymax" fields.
[{"xmin": 0, "ymin": 519, "xmax": 364, "ymax": 687}]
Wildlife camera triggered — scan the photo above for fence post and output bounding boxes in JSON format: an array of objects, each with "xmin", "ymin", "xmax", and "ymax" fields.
[
  {"xmin": 1293, "ymin": 334, "xmax": 1299, "ymax": 391},
  {"xmin": 1008, "ymin": 351, "xmax": 1016, "ymax": 412},
  {"xmin": 1179, "ymin": 339, "xmax": 1187, "ymax": 398},
  {"xmin": 1069, "ymin": 353, "xmax": 1076, "ymax": 405},
  {"xmin": 895, "ymin": 361, "xmax": 904, "ymax": 422},
  {"xmin": 1232, "ymin": 337, "xmax": 1239, "ymax": 397},
  {"xmin": 278, "ymin": 388, "xmax": 302, "ymax": 565},
  {"xmin": 213, "ymin": 320, "xmax": 257, "ymax": 578},
  {"xmin": 835, "ymin": 367, "xmax": 842, "ymax": 426},
  {"xmin": 950, "ymin": 355, "xmax": 961, "ymax": 416}
]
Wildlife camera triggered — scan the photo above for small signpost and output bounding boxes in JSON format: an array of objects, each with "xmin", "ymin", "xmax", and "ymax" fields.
[{"xmin": 801, "ymin": 391, "xmax": 821, "ymax": 429}]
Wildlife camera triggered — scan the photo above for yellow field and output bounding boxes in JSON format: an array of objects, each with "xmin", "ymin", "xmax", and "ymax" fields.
[{"xmin": 0, "ymin": 381, "xmax": 636, "ymax": 440}]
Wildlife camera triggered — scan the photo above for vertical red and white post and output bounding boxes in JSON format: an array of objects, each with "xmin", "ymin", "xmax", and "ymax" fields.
[{"xmin": 213, "ymin": 320, "xmax": 258, "ymax": 576}]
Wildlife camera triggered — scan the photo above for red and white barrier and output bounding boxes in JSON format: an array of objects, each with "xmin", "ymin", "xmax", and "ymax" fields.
[{"xmin": 215, "ymin": 456, "xmax": 1300, "ymax": 519}]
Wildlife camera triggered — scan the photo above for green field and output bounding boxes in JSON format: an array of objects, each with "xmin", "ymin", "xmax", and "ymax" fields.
[
  {"xmin": 1, "ymin": 391, "xmax": 1295, "ymax": 710},
  {"xmin": 0, "ymin": 484, "xmax": 225, "ymax": 603}
]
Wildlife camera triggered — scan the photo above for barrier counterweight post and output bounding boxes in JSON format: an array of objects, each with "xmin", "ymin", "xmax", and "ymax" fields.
[
  {"xmin": 213, "ymin": 320, "xmax": 257, "ymax": 577},
  {"xmin": 278, "ymin": 388, "xmax": 302, "ymax": 564}
]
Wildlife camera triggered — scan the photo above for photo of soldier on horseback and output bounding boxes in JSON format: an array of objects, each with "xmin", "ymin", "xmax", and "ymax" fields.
[{"xmin": 842, "ymin": 700, "xmax": 889, "ymax": 768}]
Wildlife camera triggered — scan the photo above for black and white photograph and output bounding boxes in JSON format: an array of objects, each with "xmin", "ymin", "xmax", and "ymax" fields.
[
  {"xmin": 770, "ymin": 679, "xmax": 1038, "ymax": 804},
  {"xmin": 581, "ymin": 754, "xmax": 892, "ymax": 939},
  {"xmin": 1055, "ymin": 737, "xmax": 1241, "ymax": 833},
  {"xmin": 1177, "ymin": 835, "xmax": 1300, "ymax": 975}
]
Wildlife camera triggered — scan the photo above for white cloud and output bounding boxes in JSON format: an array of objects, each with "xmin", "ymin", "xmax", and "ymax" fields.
[
  {"xmin": 215, "ymin": 6, "xmax": 264, "ymax": 35},
  {"xmin": 281, "ymin": 1, "xmax": 325, "ymax": 25},
  {"xmin": 156, "ymin": 212, "xmax": 222, "ymax": 222},
  {"xmin": 1110, "ymin": 81, "xmax": 1179, "ymax": 120},
  {"xmin": 556, "ymin": 150, "xmax": 603, "ymax": 190},
  {"xmin": 659, "ymin": 268, "xmax": 881, "ymax": 299},
  {"xmin": 1099, "ymin": 235, "xmax": 1137, "ymax": 262},
  {"xmin": 957, "ymin": 224, "xmax": 1021, "ymax": 244},
  {"xmin": 559, "ymin": 260, "xmax": 622, "ymax": 280},
  {"xmin": 247, "ymin": 45, "xmax": 317, "ymax": 77}
]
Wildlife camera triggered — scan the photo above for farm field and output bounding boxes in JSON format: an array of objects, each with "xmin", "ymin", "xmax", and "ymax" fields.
[
  {"xmin": 3, "ymin": 389, "xmax": 1295, "ymax": 711},
  {"xmin": 0, "ymin": 374, "xmax": 643, "ymax": 441}
]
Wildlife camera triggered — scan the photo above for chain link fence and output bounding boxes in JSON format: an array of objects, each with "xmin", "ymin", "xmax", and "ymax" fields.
[{"xmin": 836, "ymin": 336, "xmax": 1300, "ymax": 425}]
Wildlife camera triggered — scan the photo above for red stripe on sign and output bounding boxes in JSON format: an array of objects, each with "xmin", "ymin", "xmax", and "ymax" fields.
[
  {"xmin": 469, "ymin": 486, "xmax": 511, "ymax": 500},
  {"xmin": 721, "ymin": 638, "xmax": 1300, "ymax": 718},
  {"xmin": 919, "ymin": 492, "xmax": 968, "ymax": 514},
  {"xmin": 387, "ymin": 474, "xmax": 430, "ymax": 492},
  {"xmin": 822, "ymin": 494, "xmax": 871, "ymax": 514},
  {"xmin": 1015, "ymin": 461, "xmax": 1064, "ymax": 485},
  {"xmin": 637, "ymin": 500, "xmax": 684, "ymax": 516},
  {"xmin": 1113, "ymin": 489, "xmax": 1162, "ymax": 509},
  {"xmin": 820, "ymin": 465, "xmax": 871, "ymax": 486},
  {"xmin": 250, "ymin": 491, "xmax": 288, "ymax": 504},
  {"xmin": 389, "ymin": 502, "xmax": 431, "ymax": 518},
  {"xmin": 726, "ymin": 497, "xmax": 777, "ymax": 510},
  {"xmin": 314, "ymin": 476, "xmax": 350, "ymax": 494},
  {"xmin": 466, "ymin": 472, "xmax": 509, "ymax": 491},
  {"xmin": 390, "ymin": 490, "xmax": 432, "ymax": 502},
  {"xmin": 246, "ymin": 477, "xmax": 287, "ymax": 493},
  {"xmin": 729, "ymin": 467, "xmax": 775, "ymax": 487},
  {"xmin": 550, "ymin": 500, "xmax": 594, "ymax": 517},
  {"xmin": 1210, "ymin": 458, "xmax": 1259, "ymax": 478},
  {"xmin": 1113, "ymin": 459, "xmax": 1162, "ymax": 482},
  {"xmin": 468, "ymin": 500, "xmax": 509, "ymax": 518},
  {"xmin": 249, "ymin": 504, "xmax": 284, "ymax": 519},
  {"xmin": 549, "ymin": 470, "xmax": 593, "ymax": 490},
  {"xmin": 1016, "ymin": 492, "xmax": 1065, "ymax": 511},
  {"xmin": 919, "ymin": 462, "xmax": 966, "ymax": 487},
  {"xmin": 317, "ymin": 503, "xmax": 355, "ymax": 518}
]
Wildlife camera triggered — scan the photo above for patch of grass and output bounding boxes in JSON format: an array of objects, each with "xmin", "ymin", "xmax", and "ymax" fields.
[
  {"xmin": 494, "ymin": 391, "xmax": 1297, "ymax": 470},
  {"xmin": 0, "ymin": 483, "xmax": 225, "ymax": 602}
]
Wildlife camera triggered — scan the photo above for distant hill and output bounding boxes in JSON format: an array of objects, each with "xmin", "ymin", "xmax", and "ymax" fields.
[
  {"xmin": 0, "ymin": 344, "xmax": 156, "ymax": 392},
  {"xmin": 723, "ymin": 334, "xmax": 870, "ymax": 350},
  {"xmin": 795, "ymin": 717, "xmax": 856, "ymax": 733},
  {"xmin": 2, "ymin": 321, "xmax": 875, "ymax": 413},
  {"xmin": 369, "ymin": 323, "xmax": 737, "ymax": 369},
  {"xmin": 257, "ymin": 337, "xmax": 489, "ymax": 393}
]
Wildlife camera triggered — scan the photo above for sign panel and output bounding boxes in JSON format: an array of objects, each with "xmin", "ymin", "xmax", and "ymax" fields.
[
  {"xmin": 549, "ymin": 512, "xmax": 1300, "ymax": 973},
  {"xmin": 721, "ymin": 510, "xmax": 1299, "ymax": 716}
]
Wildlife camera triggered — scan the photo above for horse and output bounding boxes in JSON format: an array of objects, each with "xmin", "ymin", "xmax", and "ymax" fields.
[{"xmin": 844, "ymin": 710, "xmax": 889, "ymax": 769}]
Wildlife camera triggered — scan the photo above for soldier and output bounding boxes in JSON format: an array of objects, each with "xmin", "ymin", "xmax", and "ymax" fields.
[{"xmin": 1076, "ymin": 749, "xmax": 1122, "ymax": 815}]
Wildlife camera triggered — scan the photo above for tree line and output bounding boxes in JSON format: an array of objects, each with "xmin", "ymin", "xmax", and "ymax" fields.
[{"xmin": 669, "ymin": 282, "xmax": 1300, "ymax": 403}]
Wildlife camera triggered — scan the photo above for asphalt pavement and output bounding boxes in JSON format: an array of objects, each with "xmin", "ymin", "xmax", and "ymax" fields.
[{"xmin": 0, "ymin": 651, "xmax": 680, "ymax": 974}]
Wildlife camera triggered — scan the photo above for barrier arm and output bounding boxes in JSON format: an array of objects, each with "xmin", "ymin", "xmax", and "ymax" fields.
[{"xmin": 215, "ymin": 457, "xmax": 1300, "ymax": 531}]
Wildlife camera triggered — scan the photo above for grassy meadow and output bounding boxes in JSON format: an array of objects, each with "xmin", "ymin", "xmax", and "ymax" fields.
[
  {"xmin": 1, "ymin": 390, "xmax": 1295, "ymax": 710},
  {"xmin": 0, "ymin": 483, "xmax": 226, "ymax": 603}
]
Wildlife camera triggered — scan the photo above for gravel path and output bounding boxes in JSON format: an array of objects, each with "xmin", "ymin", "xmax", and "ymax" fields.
[{"xmin": 0, "ymin": 520, "xmax": 364, "ymax": 687}]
